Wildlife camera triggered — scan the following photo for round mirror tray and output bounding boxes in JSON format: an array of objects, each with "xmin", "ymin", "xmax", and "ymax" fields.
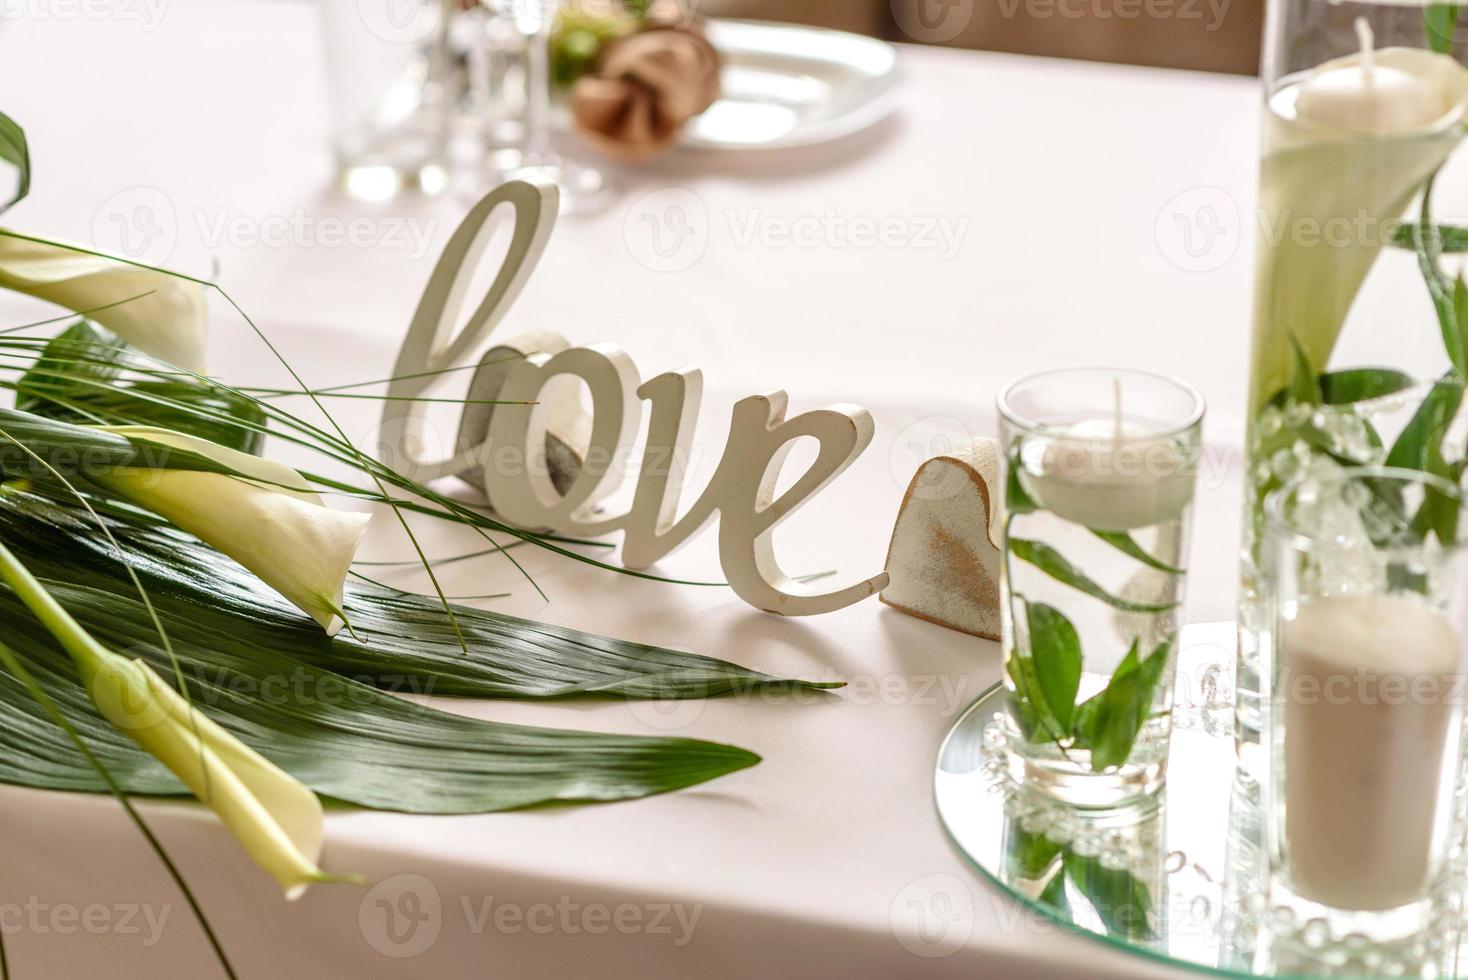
[{"xmin": 934, "ymin": 622, "xmax": 1468, "ymax": 978}]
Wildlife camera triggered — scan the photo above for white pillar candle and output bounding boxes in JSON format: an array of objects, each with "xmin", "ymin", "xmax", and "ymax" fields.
[
  {"xmin": 1295, "ymin": 19, "xmax": 1440, "ymax": 132},
  {"xmin": 1281, "ymin": 594, "xmax": 1460, "ymax": 910}
]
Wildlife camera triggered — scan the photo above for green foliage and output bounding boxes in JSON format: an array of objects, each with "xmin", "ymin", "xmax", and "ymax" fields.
[
  {"xmin": 1008, "ymin": 538, "xmax": 1178, "ymax": 614},
  {"xmin": 16, "ymin": 321, "xmax": 266, "ymax": 454},
  {"xmin": 0, "ymin": 109, "xmax": 28, "ymax": 213}
]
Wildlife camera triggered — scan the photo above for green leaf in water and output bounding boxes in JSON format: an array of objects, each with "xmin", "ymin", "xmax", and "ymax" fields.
[
  {"xmin": 1089, "ymin": 530, "xmax": 1185, "ymax": 575},
  {"xmin": 1005, "ymin": 444, "xmax": 1038, "ymax": 516},
  {"xmin": 1063, "ymin": 851, "xmax": 1156, "ymax": 941},
  {"xmin": 1391, "ymin": 222, "xmax": 1468, "ymax": 252},
  {"xmin": 1009, "ymin": 539, "xmax": 1179, "ymax": 614},
  {"xmin": 1006, "ymin": 652, "xmax": 1061, "ymax": 744},
  {"xmin": 1386, "ymin": 374, "xmax": 1463, "ymax": 473},
  {"xmin": 1316, "ymin": 368, "xmax": 1416, "ymax": 406},
  {"xmin": 1027, "ymin": 602, "xmax": 1081, "ymax": 731},
  {"xmin": 1408, "ymin": 179, "xmax": 1468, "ymax": 378},
  {"xmin": 1425, "ymin": 4, "xmax": 1462, "ymax": 55},
  {"xmin": 1074, "ymin": 637, "xmax": 1172, "ymax": 772},
  {"xmin": 1005, "ymin": 825, "xmax": 1063, "ymax": 882}
]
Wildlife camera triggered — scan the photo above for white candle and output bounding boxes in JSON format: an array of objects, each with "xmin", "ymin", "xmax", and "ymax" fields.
[
  {"xmin": 1281, "ymin": 594, "xmax": 1460, "ymax": 910},
  {"xmin": 1295, "ymin": 19, "xmax": 1440, "ymax": 132},
  {"xmin": 1018, "ymin": 384, "xmax": 1194, "ymax": 531}
]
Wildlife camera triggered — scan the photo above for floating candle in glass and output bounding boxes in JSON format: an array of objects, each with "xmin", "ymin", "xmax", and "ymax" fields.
[{"xmin": 998, "ymin": 368, "xmax": 1203, "ymax": 808}]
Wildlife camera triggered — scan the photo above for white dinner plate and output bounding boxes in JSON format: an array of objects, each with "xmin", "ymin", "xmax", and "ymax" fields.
[{"xmin": 682, "ymin": 19, "xmax": 901, "ymax": 150}]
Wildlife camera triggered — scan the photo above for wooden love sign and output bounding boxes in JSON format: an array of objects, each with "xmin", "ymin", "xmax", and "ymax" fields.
[{"xmin": 381, "ymin": 180, "xmax": 887, "ymax": 615}]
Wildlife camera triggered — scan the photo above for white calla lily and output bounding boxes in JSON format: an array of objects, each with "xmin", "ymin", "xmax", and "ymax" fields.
[
  {"xmin": 0, "ymin": 230, "xmax": 208, "ymax": 372},
  {"xmin": 0, "ymin": 538, "xmax": 356, "ymax": 897},
  {"xmin": 1250, "ymin": 48, "xmax": 1468, "ymax": 408},
  {"xmin": 91, "ymin": 426, "xmax": 371, "ymax": 635}
]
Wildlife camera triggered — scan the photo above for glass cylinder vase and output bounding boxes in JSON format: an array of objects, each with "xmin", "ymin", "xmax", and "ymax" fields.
[
  {"xmin": 998, "ymin": 367, "xmax": 1204, "ymax": 809},
  {"xmin": 1238, "ymin": 0, "xmax": 1468, "ymax": 774},
  {"xmin": 1256, "ymin": 469, "xmax": 1468, "ymax": 973},
  {"xmin": 319, "ymin": 0, "xmax": 456, "ymax": 198}
]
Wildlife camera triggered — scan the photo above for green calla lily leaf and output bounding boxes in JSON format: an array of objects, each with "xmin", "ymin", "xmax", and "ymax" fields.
[{"xmin": 0, "ymin": 489, "xmax": 792, "ymax": 812}]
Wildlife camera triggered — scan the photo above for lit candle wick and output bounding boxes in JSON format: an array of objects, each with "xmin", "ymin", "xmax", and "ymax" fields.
[{"xmin": 1356, "ymin": 17, "xmax": 1376, "ymax": 87}]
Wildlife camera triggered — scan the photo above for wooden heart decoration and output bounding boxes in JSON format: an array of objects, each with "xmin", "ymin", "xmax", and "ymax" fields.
[{"xmin": 881, "ymin": 438, "xmax": 1003, "ymax": 640}]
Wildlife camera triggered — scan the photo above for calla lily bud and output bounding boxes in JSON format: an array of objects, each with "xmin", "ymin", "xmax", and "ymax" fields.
[
  {"xmin": 92, "ymin": 426, "xmax": 371, "ymax": 635},
  {"xmin": 0, "ymin": 230, "xmax": 208, "ymax": 372},
  {"xmin": 1251, "ymin": 49, "xmax": 1468, "ymax": 407},
  {"xmin": 0, "ymin": 539, "xmax": 354, "ymax": 897}
]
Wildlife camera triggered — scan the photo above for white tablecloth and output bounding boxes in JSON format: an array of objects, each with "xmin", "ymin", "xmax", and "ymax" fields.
[{"xmin": 0, "ymin": 2, "xmax": 1260, "ymax": 976}]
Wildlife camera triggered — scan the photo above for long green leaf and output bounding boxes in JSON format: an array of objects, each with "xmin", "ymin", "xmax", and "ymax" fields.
[
  {"xmin": 0, "ymin": 489, "xmax": 835, "ymax": 701},
  {"xmin": 1009, "ymin": 539, "xmax": 1178, "ymax": 614},
  {"xmin": 0, "ymin": 110, "xmax": 28, "ymax": 214},
  {"xmin": 1089, "ymin": 531, "xmax": 1185, "ymax": 575},
  {"xmin": 0, "ymin": 494, "xmax": 766, "ymax": 812}
]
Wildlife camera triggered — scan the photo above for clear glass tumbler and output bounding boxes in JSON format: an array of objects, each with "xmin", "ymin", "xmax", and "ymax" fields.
[
  {"xmin": 998, "ymin": 367, "xmax": 1204, "ymax": 808},
  {"xmin": 1258, "ymin": 469, "xmax": 1468, "ymax": 971}
]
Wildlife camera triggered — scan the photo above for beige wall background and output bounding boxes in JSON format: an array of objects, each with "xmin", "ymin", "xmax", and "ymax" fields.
[{"xmin": 701, "ymin": 0, "xmax": 1263, "ymax": 75}]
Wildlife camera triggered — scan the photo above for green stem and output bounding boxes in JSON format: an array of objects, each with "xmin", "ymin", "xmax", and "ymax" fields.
[{"xmin": 0, "ymin": 542, "xmax": 236, "ymax": 980}]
